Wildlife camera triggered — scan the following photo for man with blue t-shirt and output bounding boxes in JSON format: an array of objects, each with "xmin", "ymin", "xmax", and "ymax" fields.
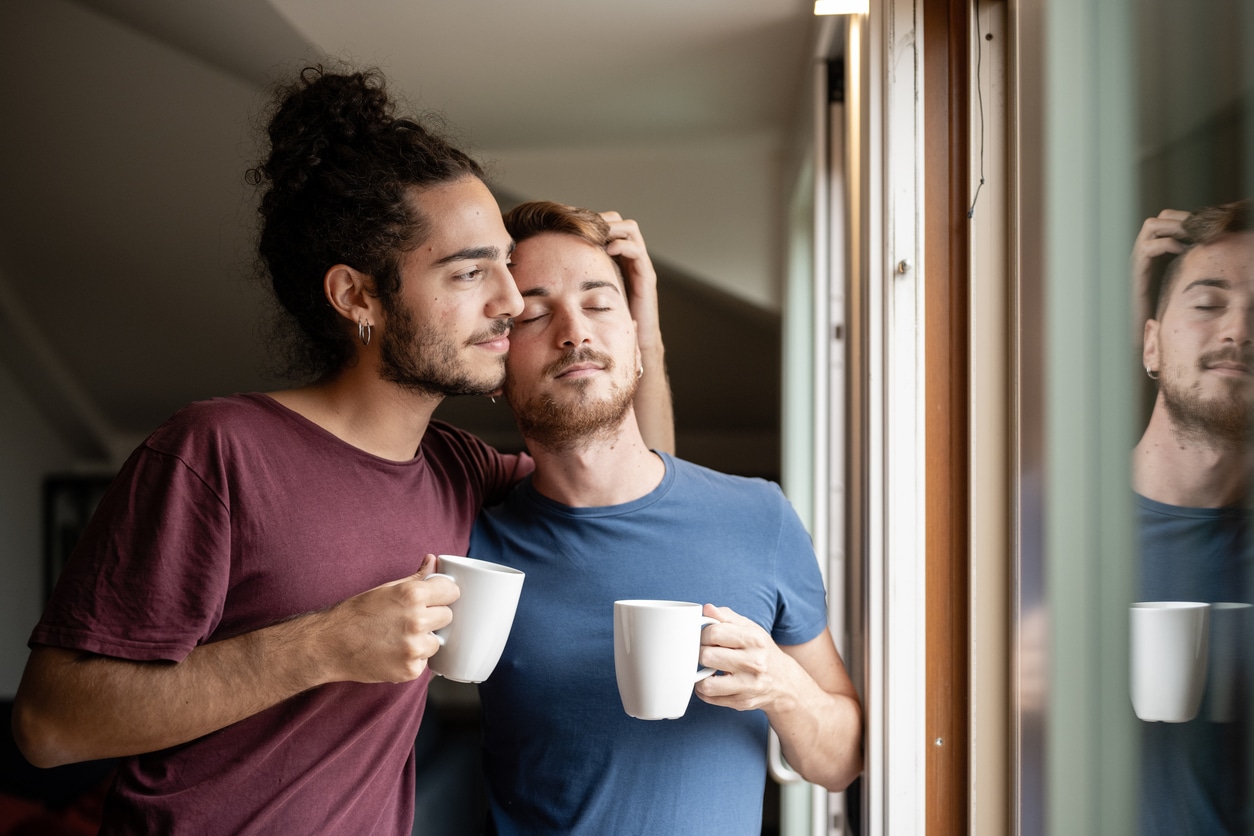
[
  {"xmin": 470, "ymin": 201, "xmax": 863, "ymax": 835},
  {"xmin": 1134, "ymin": 199, "xmax": 1253, "ymax": 835}
]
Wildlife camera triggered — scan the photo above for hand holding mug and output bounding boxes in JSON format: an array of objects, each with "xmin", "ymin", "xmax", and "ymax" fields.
[
  {"xmin": 693, "ymin": 604, "xmax": 789, "ymax": 712},
  {"xmin": 320, "ymin": 554, "xmax": 458, "ymax": 685},
  {"xmin": 425, "ymin": 554, "xmax": 525, "ymax": 684}
]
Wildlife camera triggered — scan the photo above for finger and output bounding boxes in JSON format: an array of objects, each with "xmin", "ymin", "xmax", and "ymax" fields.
[
  {"xmin": 424, "ymin": 604, "xmax": 454, "ymax": 633},
  {"xmin": 703, "ymin": 603, "xmax": 755, "ymax": 627},
  {"xmin": 699, "ymin": 643, "xmax": 744, "ymax": 674},
  {"xmin": 1142, "ymin": 237, "xmax": 1186, "ymax": 259},
  {"xmin": 604, "ymin": 218, "xmax": 643, "ymax": 243},
  {"xmin": 599, "ymin": 210, "xmax": 624, "ymax": 223},
  {"xmin": 1137, "ymin": 216, "xmax": 1186, "ymax": 245},
  {"xmin": 695, "ymin": 674, "xmax": 734, "ymax": 699},
  {"xmin": 412, "ymin": 571, "xmax": 460, "ymax": 605},
  {"xmin": 1155, "ymin": 208, "xmax": 1189, "ymax": 222},
  {"xmin": 415, "ymin": 553, "xmax": 439, "ymax": 579}
]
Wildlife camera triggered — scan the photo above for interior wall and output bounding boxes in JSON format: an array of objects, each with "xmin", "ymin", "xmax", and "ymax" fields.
[
  {"xmin": 0, "ymin": 362, "xmax": 77, "ymax": 698},
  {"xmin": 484, "ymin": 135, "xmax": 785, "ymax": 312}
]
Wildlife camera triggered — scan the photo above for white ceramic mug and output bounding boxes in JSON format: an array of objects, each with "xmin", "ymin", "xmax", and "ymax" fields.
[
  {"xmin": 1206, "ymin": 602, "xmax": 1251, "ymax": 723},
  {"xmin": 426, "ymin": 555, "xmax": 525, "ymax": 684},
  {"xmin": 1130, "ymin": 601, "xmax": 1209, "ymax": 723},
  {"xmin": 614, "ymin": 599, "xmax": 718, "ymax": 720}
]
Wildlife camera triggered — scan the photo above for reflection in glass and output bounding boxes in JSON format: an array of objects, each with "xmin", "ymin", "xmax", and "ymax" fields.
[
  {"xmin": 1131, "ymin": 198, "xmax": 1252, "ymax": 832},
  {"xmin": 1129, "ymin": 3, "xmax": 1253, "ymax": 830}
]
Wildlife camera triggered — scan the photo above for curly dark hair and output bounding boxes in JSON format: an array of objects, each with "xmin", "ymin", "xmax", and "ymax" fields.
[{"xmin": 247, "ymin": 66, "xmax": 484, "ymax": 381}]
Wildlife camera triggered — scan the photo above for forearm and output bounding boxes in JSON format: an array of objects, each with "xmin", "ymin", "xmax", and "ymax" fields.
[
  {"xmin": 14, "ymin": 616, "xmax": 330, "ymax": 768},
  {"xmin": 634, "ymin": 341, "xmax": 675, "ymax": 454},
  {"xmin": 765, "ymin": 661, "xmax": 863, "ymax": 791}
]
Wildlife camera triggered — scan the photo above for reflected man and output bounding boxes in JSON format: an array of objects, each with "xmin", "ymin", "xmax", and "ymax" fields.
[{"xmin": 1134, "ymin": 199, "xmax": 1253, "ymax": 835}]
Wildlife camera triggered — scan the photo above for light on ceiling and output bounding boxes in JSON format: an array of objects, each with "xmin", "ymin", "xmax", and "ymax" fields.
[{"xmin": 814, "ymin": 0, "xmax": 868, "ymax": 14}]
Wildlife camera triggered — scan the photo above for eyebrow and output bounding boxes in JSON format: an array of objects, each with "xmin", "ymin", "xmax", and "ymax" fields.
[
  {"xmin": 580, "ymin": 280, "xmax": 622, "ymax": 295},
  {"xmin": 520, "ymin": 279, "xmax": 623, "ymax": 299},
  {"xmin": 431, "ymin": 241, "xmax": 515, "ymax": 266},
  {"xmin": 1181, "ymin": 278, "xmax": 1231, "ymax": 293}
]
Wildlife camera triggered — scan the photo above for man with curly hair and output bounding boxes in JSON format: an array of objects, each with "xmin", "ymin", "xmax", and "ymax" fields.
[{"xmin": 12, "ymin": 67, "xmax": 671, "ymax": 834}]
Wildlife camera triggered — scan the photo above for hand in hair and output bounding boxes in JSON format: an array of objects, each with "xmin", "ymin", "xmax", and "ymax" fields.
[
  {"xmin": 600, "ymin": 211, "xmax": 674, "ymax": 454},
  {"xmin": 600, "ymin": 212, "xmax": 661, "ymax": 353},
  {"xmin": 1131, "ymin": 209, "xmax": 1188, "ymax": 349}
]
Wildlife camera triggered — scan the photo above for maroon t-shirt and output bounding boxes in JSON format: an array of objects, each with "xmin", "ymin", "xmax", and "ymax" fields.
[{"xmin": 30, "ymin": 394, "xmax": 531, "ymax": 834}]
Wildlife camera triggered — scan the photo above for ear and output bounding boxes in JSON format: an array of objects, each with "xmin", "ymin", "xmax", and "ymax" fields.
[
  {"xmin": 324, "ymin": 264, "xmax": 378, "ymax": 329},
  {"xmin": 1143, "ymin": 317, "xmax": 1161, "ymax": 372}
]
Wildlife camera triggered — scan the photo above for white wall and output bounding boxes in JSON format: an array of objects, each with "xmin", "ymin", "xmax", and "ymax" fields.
[
  {"xmin": 484, "ymin": 131, "xmax": 785, "ymax": 312},
  {"xmin": 0, "ymin": 361, "xmax": 79, "ymax": 698}
]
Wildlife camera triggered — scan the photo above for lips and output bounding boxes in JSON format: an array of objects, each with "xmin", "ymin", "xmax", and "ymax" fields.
[
  {"xmin": 544, "ymin": 349, "xmax": 614, "ymax": 380},
  {"xmin": 555, "ymin": 361, "xmax": 604, "ymax": 378},
  {"xmin": 1206, "ymin": 361, "xmax": 1252, "ymax": 375},
  {"xmin": 468, "ymin": 320, "xmax": 512, "ymax": 351},
  {"xmin": 476, "ymin": 335, "xmax": 510, "ymax": 352}
]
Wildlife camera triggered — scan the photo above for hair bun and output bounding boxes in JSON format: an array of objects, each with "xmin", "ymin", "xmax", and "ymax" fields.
[{"xmin": 255, "ymin": 67, "xmax": 395, "ymax": 196}]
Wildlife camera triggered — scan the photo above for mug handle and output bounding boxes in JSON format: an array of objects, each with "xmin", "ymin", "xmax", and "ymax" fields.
[
  {"xmin": 694, "ymin": 615, "xmax": 719, "ymax": 681},
  {"xmin": 424, "ymin": 572, "xmax": 455, "ymax": 646}
]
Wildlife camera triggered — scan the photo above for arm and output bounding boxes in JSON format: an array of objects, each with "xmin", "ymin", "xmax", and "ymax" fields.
[
  {"xmin": 1130, "ymin": 209, "xmax": 1188, "ymax": 349},
  {"xmin": 12, "ymin": 556, "xmax": 457, "ymax": 769},
  {"xmin": 602, "ymin": 211, "xmax": 675, "ymax": 454},
  {"xmin": 695, "ymin": 606, "xmax": 863, "ymax": 792}
]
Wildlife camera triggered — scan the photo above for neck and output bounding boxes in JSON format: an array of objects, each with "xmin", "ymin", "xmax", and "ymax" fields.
[
  {"xmin": 525, "ymin": 411, "xmax": 665, "ymax": 507},
  {"xmin": 268, "ymin": 363, "xmax": 443, "ymax": 462},
  {"xmin": 1133, "ymin": 402, "xmax": 1250, "ymax": 507}
]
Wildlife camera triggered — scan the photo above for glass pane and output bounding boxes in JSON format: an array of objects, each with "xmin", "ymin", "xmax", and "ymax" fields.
[{"xmin": 1130, "ymin": 1, "xmax": 1254, "ymax": 832}]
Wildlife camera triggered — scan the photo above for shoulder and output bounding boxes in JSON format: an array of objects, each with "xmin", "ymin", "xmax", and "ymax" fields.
[
  {"xmin": 421, "ymin": 420, "xmax": 507, "ymax": 473},
  {"xmin": 144, "ymin": 394, "xmax": 280, "ymax": 453},
  {"xmin": 667, "ymin": 455, "xmax": 787, "ymax": 504},
  {"xmin": 422, "ymin": 421, "xmax": 533, "ymax": 499}
]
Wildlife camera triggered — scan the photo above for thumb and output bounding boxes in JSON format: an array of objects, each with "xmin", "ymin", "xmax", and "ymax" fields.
[{"xmin": 415, "ymin": 553, "xmax": 439, "ymax": 579}]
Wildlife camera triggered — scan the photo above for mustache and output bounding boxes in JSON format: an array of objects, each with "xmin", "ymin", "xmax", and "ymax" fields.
[
  {"xmin": 543, "ymin": 347, "xmax": 615, "ymax": 378},
  {"xmin": 1200, "ymin": 347, "xmax": 1254, "ymax": 369},
  {"xmin": 464, "ymin": 318, "xmax": 514, "ymax": 346}
]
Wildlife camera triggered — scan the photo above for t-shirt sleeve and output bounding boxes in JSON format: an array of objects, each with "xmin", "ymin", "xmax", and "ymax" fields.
[
  {"xmin": 29, "ymin": 444, "xmax": 232, "ymax": 662},
  {"xmin": 427, "ymin": 421, "xmax": 534, "ymax": 507},
  {"xmin": 769, "ymin": 486, "xmax": 830, "ymax": 647}
]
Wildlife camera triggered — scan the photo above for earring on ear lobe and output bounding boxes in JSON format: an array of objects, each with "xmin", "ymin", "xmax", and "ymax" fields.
[
  {"xmin": 1146, "ymin": 366, "xmax": 1159, "ymax": 380},
  {"xmin": 359, "ymin": 320, "xmax": 372, "ymax": 347},
  {"xmin": 637, "ymin": 363, "xmax": 644, "ymax": 380}
]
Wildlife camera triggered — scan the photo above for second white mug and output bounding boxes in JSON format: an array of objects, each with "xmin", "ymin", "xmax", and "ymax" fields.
[{"xmin": 614, "ymin": 599, "xmax": 717, "ymax": 720}]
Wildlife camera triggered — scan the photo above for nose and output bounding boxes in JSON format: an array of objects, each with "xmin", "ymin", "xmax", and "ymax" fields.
[
  {"xmin": 553, "ymin": 306, "xmax": 593, "ymax": 348},
  {"xmin": 489, "ymin": 264, "xmax": 523, "ymax": 319},
  {"xmin": 1216, "ymin": 302, "xmax": 1254, "ymax": 346}
]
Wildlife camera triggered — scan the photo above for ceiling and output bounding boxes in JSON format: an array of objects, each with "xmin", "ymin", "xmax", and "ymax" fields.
[{"xmin": 0, "ymin": 0, "xmax": 826, "ymax": 477}]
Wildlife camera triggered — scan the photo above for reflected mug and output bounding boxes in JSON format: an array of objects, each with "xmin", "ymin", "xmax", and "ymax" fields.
[
  {"xmin": 614, "ymin": 600, "xmax": 717, "ymax": 720},
  {"xmin": 426, "ymin": 554, "xmax": 525, "ymax": 683},
  {"xmin": 1206, "ymin": 602, "xmax": 1251, "ymax": 723},
  {"xmin": 1130, "ymin": 601, "xmax": 1209, "ymax": 723}
]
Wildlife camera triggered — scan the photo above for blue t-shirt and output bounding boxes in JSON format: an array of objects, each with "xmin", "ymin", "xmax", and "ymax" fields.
[
  {"xmin": 1136, "ymin": 493, "xmax": 1253, "ymax": 836},
  {"xmin": 471, "ymin": 453, "xmax": 829, "ymax": 836}
]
